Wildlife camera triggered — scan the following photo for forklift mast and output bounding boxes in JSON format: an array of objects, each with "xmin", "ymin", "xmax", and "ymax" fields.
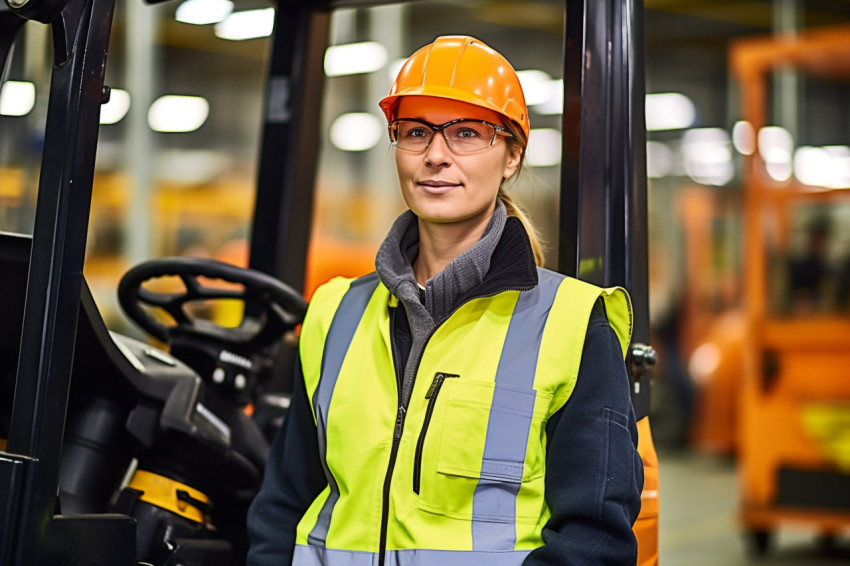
[
  {"xmin": 1, "ymin": 0, "xmax": 134, "ymax": 564},
  {"xmin": 0, "ymin": 0, "xmax": 653, "ymax": 564},
  {"xmin": 560, "ymin": 0, "xmax": 653, "ymax": 418}
]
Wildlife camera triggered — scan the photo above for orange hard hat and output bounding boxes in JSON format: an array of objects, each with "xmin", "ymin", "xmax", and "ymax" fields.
[{"xmin": 379, "ymin": 35, "xmax": 530, "ymax": 140}]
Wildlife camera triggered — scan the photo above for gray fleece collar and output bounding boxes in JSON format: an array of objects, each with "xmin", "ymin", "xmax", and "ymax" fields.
[
  {"xmin": 374, "ymin": 200, "xmax": 508, "ymax": 409},
  {"xmin": 375, "ymin": 201, "xmax": 507, "ymax": 321}
]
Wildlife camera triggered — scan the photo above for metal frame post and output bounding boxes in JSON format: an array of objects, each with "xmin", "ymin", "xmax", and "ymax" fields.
[
  {"xmin": 0, "ymin": 8, "xmax": 25, "ymax": 83},
  {"xmin": 248, "ymin": 1, "xmax": 331, "ymax": 290},
  {"xmin": 0, "ymin": 0, "xmax": 135, "ymax": 562},
  {"xmin": 246, "ymin": 0, "xmax": 415, "ymax": 394},
  {"xmin": 248, "ymin": 0, "xmax": 420, "ymax": 289},
  {"xmin": 560, "ymin": 0, "xmax": 652, "ymax": 418}
]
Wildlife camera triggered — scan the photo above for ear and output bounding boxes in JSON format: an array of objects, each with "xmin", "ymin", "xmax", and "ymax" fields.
[{"xmin": 502, "ymin": 145, "xmax": 522, "ymax": 179}]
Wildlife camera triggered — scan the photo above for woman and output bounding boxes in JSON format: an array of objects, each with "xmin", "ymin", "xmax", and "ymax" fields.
[{"xmin": 247, "ymin": 35, "xmax": 643, "ymax": 566}]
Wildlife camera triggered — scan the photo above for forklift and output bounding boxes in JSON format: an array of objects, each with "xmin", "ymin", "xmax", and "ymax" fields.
[
  {"xmin": 0, "ymin": 0, "xmax": 658, "ymax": 564},
  {"xmin": 730, "ymin": 24, "xmax": 850, "ymax": 554}
]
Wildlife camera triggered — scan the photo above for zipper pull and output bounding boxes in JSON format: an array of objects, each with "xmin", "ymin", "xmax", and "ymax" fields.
[
  {"xmin": 426, "ymin": 372, "xmax": 459, "ymax": 399},
  {"xmin": 394, "ymin": 406, "xmax": 406, "ymax": 439}
]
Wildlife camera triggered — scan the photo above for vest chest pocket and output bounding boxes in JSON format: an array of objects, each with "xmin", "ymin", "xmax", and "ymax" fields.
[{"xmin": 413, "ymin": 379, "xmax": 552, "ymax": 523}]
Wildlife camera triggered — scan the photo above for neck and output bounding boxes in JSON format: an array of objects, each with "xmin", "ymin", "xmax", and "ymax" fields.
[{"xmin": 413, "ymin": 206, "xmax": 494, "ymax": 285}]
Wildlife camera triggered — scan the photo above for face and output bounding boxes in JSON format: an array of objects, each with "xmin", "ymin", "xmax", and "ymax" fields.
[{"xmin": 393, "ymin": 97, "xmax": 522, "ymax": 228}]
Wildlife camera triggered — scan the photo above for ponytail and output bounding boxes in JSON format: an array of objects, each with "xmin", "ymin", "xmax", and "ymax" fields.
[
  {"xmin": 500, "ymin": 121, "xmax": 545, "ymax": 267},
  {"xmin": 499, "ymin": 189, "xmax": 545, "ymax": 267}
]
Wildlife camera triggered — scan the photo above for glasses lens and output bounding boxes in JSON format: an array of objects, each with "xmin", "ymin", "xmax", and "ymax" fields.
[
  {"xmin": 443, "ymin": 121, "xmax": 496, "ymax": 153},
  {"xmin": 393, "ymin": 121, "xmax": 433, "ymax": 151},
  {"xmin": 392, "ymin": 120, "xmax": 502, "ymax": 153}
]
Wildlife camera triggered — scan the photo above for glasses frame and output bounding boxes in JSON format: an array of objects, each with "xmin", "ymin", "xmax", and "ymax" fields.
[{"xmin": 388, "ymin": 118, "xmax": 514, "ymax": 154}]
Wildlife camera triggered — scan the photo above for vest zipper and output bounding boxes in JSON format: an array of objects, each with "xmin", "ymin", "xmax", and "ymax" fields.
[
  {"xmin": 380, "ymin": 308, "xmax": 405, "ymax": 566},
  {"xmin": 379, "ymin": 404, "xmax": 405, "ymax": 566},
  {"xmin": 378, "ymin": 287, "xmax": 532, "ymax": 565},
  {"xmin": 413, "ymin": 372, "xmax": 459, "ymax": 495}
]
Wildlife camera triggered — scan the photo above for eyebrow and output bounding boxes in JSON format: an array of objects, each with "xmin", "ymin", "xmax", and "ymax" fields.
[{"xmin": 398, "ymin": 117, "xmax": 487, "ymax": 124}]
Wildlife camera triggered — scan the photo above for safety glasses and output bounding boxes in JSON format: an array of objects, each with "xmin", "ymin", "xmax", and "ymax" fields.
[{"xmin": 388, "ymin": 118, "xmax": 513, "ymax": 154}]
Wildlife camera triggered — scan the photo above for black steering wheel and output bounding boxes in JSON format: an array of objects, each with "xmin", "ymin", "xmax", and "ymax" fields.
[{"xmin": 118, "ymin": 257, "xmax": 307, "ymax": 348}]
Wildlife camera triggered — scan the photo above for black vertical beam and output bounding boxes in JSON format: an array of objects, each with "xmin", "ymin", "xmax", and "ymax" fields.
[
  {"xmin": 247, "ymin": 2, "xmax": 330, "ymax": 396},
  {"xmin": 0, "ymin": 8, "xmax": 25, "ymax": 83},
  {"xmin": 622, "ymin": 0, "xmax": 651, "ymax": 353},
  {"xmin": 248, "ymin": 0, "xmax": 409, "ymax": 287},
  {"xmin": 560, "ymin": 0, "xmax": 651, "ymax": 418},
  {"xmin": 559, "ymin": 0, "xmax": 582, "ymax": 279},
  {"xmin": 248, "ymin": 1, "xmax": 330, "ymax": 291},
  {"xmin": 1, "ymin": 0, "xmax": 134, "ymax": 562}
]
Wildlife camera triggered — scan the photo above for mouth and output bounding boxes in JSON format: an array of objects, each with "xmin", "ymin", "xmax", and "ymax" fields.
[{"xmin": 418, "ymin": 180, "xmax": 461, "ymax": 193}]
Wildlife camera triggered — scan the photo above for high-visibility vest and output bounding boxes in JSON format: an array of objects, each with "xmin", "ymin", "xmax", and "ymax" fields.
[{"xmin": 294, "ymin": 268, "xmax": 632, "ymax": 565}]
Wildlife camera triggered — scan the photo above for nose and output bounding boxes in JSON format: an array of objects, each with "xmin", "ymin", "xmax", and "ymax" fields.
[{"xmin": 424, "ymin": 131, "xmax": 453, "ymax": 167}]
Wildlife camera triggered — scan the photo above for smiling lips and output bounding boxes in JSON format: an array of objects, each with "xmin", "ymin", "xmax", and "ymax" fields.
[{"xmin": 419, "ymin": 180, "xmax": 461, "ymax": 193}]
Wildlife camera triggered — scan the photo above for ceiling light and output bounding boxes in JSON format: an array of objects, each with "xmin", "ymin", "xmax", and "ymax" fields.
[
  {"xmin": 758, "ymin": 126, "xmax": 793, "ymax": 160},
  {"xmin": 214, "ymin": 8, "xmax": 274, "ymax": 41},
  {"xmin": 0, "ymin": 81, "xmax": 36, "ymax": 117},
  {"xmin": 175, "ymin": 0, "xmax": 233, "ymax": 25},
  {"xmin": 100, "ymin": 88, "xmax": 131, "ymax": 125},
  {"xmin": 526, "ymin": 128, "xmax": 561, "ymax": 167},
  {"xmin": 732, "ymin": 121, "xmax": 755, "ymax": 155},
  {"xmin": 646, "ymin": 141, "xmax": 673, "ymax": 179},
  {"xmin": 148, "ymin": 95, "xmax": 209, "ymax": 133},
  {"xmin": 766, "ymin": 159, "xmax": 792, "ymax": 182},
  {"xmin": 646, "ymin": 92, "xmax": 696, "ymax": 131},
  {"xmin": 681, "ymin": 127, "xmax": 733, "ymax": 186},
  {"xmin": 794, "ymin": 147, "xmax": 830, "ymax": 188},
  {"xmin": 824, "ymin": 146, "xmax": 850, "ymax": 189},
  {"xmin": 324, "ymin": 42, "xmax": 388, "ymax": 77},
  {"xmin": 531, "ymin": 79, "xmax": 563, "ymax": 115},
  {"xmin": 516, "ymin": 70, "xmax": 552, "ymax": 106},
  {"xmin": 689, "ymin": 343, "xmax": 721, "ymax": 385},
  {"xmin": 329, "ymin": 112, "xmax": 383, "ymax": 152},
  {"xmin": 795, "ymin": 145, "xmax": 850, "ymax": 189},
  {"xmin": 758, "ymin": 126, "xmax": 793, "ymax": 182}
]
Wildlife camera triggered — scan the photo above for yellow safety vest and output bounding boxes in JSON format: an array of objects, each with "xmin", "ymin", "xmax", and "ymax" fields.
[{"xmin": 294, "ymin": 269, "xmax": 632, "ymax": 566}]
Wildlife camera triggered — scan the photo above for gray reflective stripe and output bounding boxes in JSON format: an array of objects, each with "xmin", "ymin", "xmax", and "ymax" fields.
[
  {"xmin": 309, "ymin": 273, "xmax": 380, "ymax": 545},
  {"xmin": 293, "ymin": 545, "xmax": 531, "ymax": 566},
  {"xmin": 293, "ymin": 544, "xmax": 376, "ymax": 566},
  {"xmin": 308, "ymin": 405, "xmax": 336, "ymax": 547},
  {"xmin": 472, "ymin": 269, "xmax": 564, "ymax": 551},
  {"xmin": 387, "ymin": 548, "xmax": 531, "ymax": 566}
]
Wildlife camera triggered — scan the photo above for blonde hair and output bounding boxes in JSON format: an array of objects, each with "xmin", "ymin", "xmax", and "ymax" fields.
[{"xmin": 500, "ymin": 121, "xmax": 545, "ymax": 266}]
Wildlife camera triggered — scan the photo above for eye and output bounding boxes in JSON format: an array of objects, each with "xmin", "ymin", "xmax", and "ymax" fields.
[
  {"xmin": 455, "ymin": 127, "xmax": 481, "ymax": 139},
  {"xmin": 402, "ymin": 126, "xmax": 429, "ymax": 139}
]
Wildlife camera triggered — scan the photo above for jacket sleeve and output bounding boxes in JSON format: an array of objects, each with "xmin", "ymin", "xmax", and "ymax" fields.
[
  {"xmin": 246, "ymin": 358, "xmax": 327, "ymax": 566},
  {"xmin": 524, "ymin": 301, "xmax": 644, "ymax": 566}
]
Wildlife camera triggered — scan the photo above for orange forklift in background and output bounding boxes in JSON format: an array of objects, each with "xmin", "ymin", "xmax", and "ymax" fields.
[{"xmin": 730, "ymin": 24, "xmax": 850, "ymax": 553}]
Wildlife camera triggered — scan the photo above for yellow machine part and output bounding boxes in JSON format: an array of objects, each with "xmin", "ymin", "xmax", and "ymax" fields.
[
  {"xmin": 802, "ymin": 403, "xmax": 850, "ymax": 472},
  {"xmin": 128, "ymin": 469, "xmax": 210, "ymax": 524}
]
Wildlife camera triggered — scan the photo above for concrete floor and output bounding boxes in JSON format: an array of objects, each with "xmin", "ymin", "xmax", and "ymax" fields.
[{"xmin": 658, "ymin": 450, "xmax": 850, "ymax": 565}]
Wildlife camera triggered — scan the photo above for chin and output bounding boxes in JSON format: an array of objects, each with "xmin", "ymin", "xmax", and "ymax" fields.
[
  {"xmin": 412, "ymin": 210, "xmax": 458, "ymax": 224},
  {"xmin": 414, "ymin": 207, "xmax": 490, "ymax": 226}
]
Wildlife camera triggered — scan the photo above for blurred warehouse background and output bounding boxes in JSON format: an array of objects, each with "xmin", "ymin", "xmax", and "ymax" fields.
[{"xmin": 2, "ymin": 0, "xmax": 850, "ymax": 563}]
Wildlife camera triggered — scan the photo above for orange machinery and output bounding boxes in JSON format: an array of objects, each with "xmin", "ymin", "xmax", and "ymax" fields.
[
  {"xmin": 730, "ymin": 25, "xmax": 850, "ymax": 552},
  {"xmin": 679, "ymin": 185, "xmax": 744, "ymax": 456}
]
